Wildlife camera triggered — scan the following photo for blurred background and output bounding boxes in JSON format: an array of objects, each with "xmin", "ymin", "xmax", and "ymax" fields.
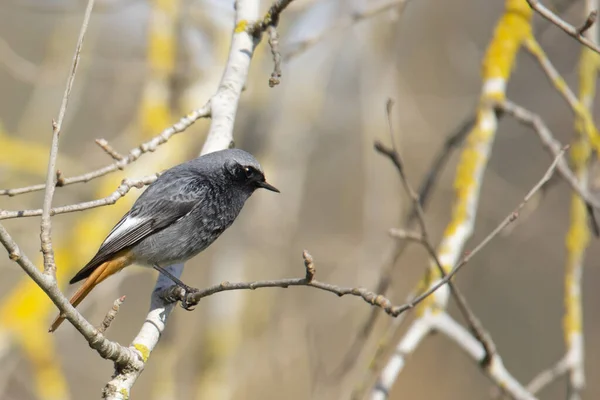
[{"xmin": 1, "ymin": 0, "xmax": 599, "ymax": 399}]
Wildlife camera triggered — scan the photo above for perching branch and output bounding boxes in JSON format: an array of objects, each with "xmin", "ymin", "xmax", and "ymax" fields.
[{"xmin": 157, "ymin": 149, "xmax": 567, "ymax": 325}]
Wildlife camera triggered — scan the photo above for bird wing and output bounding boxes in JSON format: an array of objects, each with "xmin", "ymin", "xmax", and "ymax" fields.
[{"xmin": 69, "ymin": 172, "xmax": 208, "ymax": 284}]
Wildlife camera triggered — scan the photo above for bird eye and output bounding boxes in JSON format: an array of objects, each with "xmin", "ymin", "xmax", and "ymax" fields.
[{"xmin": 243, "ymin": 166, "xmax": 253, "ymax": 177}]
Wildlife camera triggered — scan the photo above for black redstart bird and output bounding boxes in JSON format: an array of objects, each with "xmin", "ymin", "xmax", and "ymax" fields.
[{"xmin": 49, "ymin": 148, "xmax": 279, "ymax": 332}]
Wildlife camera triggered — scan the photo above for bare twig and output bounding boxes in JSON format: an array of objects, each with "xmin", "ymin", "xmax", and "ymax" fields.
[
  {"xmin": 40, "ymin": 0, "xmax": 95, "ymax": 277},
  {"xmin": 0, "ymin": 174, "xmax": 159, "ymax": 220},
  {"xmin": 376, "ymin": 101, "xmax": 498, "ymax": 367},
  {"xmin": 388, "ymin": 228, "xmax": 423, "ymax": 242},
  {"xmin": 400, "ymin": 146, "xmax": 567, "ymax": 314},
  {"xmin": 283, "ymin": 0, "xmax": 409, "ymax": 61},
  {"xmin": 0, "ymin": 103, "xmax": 211, "ymax": 197},
  {"xmin": 526, "ymin": 357, "xmax": 570, "ymax": 395},
  {"xmin": 95, "ymin": 139, "xmax": 124, "ymax": 160},
  {"xmin": 526, "ymin": 1, "xmax": 600, "ymax": 54},
  {"xmin": 248, "ymin": 0, "xmax": 294, "ymax": 87},
  {"xmin": 97, "ymin": 296, "xmax": 126, "ymax": 334},
  {"xmin": 267, "ymin": 26, "xmax": 282, "ymax": 87}
]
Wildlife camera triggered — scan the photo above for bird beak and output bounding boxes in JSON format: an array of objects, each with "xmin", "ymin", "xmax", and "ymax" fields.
[{"xmin": 256, "ymin": 180, "xmax": 280, "ymax": 193}]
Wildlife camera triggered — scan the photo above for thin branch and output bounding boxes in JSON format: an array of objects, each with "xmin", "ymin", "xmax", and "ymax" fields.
[
  {"xmin": 0, "ymin": 103, "xmax": 211, "ymax": 197},
  {"xmin": 267, "ymin": 26, "xmax": 282, "ymax": 87},
  {"xmin": 95, "ymin": 139, "xmax": 124, "ymax": 161},
  {"xmin": 40, "ymin": 0, "xmax": 95, "ymax": 276},
  {"xmin": 398, "ymin": 146, "xmax": 566, "ymax": 315},
  {"xmin": 387, "ymin": 228, "xmax": 423, "ymax": 242},
  {"xmin": 283, "ymin": 0, "xmax": 409, "ymax": 61},
  {"xmin": 0, "ymin": 174, "xmax": 159, "ymax": 220},
  {"xmin": 526, "ymin": 357, "xmax": 570, "ymax": 395},
  {"xmin": 376, "ymin": 101, "xmax": 498, "ymax": 367},
  {"xmin": 248, "ymin": 0, "xmax": 294, "ymax": 87},
  {"xmin": 526, "ymin": 1, "xmax": 600, "ymax": 54},
  {"xmin": 496, "ymin": 100, "xmax": 600, "ymax": 210}
]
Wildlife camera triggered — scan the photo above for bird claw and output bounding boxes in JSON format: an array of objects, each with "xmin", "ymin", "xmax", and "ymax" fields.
[{"xmin": 180, "ymin": 287, "xmax": 200, "ymax": 311}]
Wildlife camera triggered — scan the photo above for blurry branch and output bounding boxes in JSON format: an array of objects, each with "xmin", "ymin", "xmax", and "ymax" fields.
[
  {"xmin": 369, "ymin": 1, "xmax": 534, "ymax": 397},
  {"xmin": 525, "ymin": 357, "xmax": 570, "ymax": 395},
  {"xmin": 369, "ymin": 148, "xmax": 568, "ymax": 400},
  {"xmin": 526, "ymin": 1, "xmax": 600, "ymax": 54},
  {"xmin": 523, "ymin": 36, "xmax": 600, "ymax": 156},
  {"xmin": 283, "ymin": 0, "xmax": 410, "ymax": 61},
  {"xmin": 0, "ymin": 124, "xmax": 81, "ymax": 177},
  {"xmin": 2, "ymin": 0, "xmax": 141, "ymax": 14},
  {"xmin": 0, "ymin": 36, "xmax": 59, "ymax": 85},
  {"xmin": 340, "ymin": 0, "xmax": 581, "ymax": 387},
  {"xmin": 0, "ymin": 104, "xmax": 210, "ymax": 196},
  {"xmin": 40, "ymin": 0, "xmax": 95, "ymax": 277},
  {"xmin": 562, "ymin": 1, "xmax": 599, "ymax": 397},
  {"xmin": 495, "ymin": 100, "xmax": 600, "ymax": 210},
  {"xmin": 374, "ymin": 100, "xmax": 498, "ymax": 366}
]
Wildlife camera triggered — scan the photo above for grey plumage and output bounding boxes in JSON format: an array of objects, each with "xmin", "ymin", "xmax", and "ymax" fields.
[{"xmin": 69, "ymin": 149, "xmax": 278, "ymax": 284}]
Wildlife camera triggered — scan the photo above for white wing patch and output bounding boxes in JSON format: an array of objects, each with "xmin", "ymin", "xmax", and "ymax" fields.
[{"xmin": 103, "ymin": 216, "xmax": 143, "ymax": 245}]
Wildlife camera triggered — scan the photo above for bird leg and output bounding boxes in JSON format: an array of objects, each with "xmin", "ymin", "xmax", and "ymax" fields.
[{"xmin": 153, "ymin": 264, "xmax": 200, "ymax": 310}]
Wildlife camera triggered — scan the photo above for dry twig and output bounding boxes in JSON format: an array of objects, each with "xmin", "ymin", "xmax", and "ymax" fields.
[
  {"xmin": 0, "ymin": 175, "xmax": 159, "ymax": 220},
  {"xmin": 0, "ymin": 103, "xmax": 210, "ymax": 197},
  {"xmin": 95, "ymin": 139, "xmax": 125, "ymax": 161},
  {"xmin": 375, "ymin": 99, "xmax": 498, "ymax": 366},
  {"xmin": 248, "ymin": 0, "xmax": 294, "ymax": 87},
  {"xmin": 97, "ymin": 296, "xmax": 126, "ymax": 334}
]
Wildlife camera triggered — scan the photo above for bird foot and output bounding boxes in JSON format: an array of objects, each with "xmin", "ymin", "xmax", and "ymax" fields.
[{"xmin": 180, "ymin": 286, "xmax": 200, "ymax": 311}]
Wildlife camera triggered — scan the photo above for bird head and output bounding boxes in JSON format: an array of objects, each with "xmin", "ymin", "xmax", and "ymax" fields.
[{"xmin": 219, "ymin": 149, "xmax": 280, "ymax": 193}]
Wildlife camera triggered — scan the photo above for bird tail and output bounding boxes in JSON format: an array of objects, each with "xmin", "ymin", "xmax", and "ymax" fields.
[{"xmin": 48, "ymin": 253, "xmax": 133, "ymax": 333}]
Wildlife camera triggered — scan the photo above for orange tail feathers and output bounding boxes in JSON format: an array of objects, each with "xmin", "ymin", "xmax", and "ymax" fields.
[{"xmin": 48, "ymin": 253, "xmax": 133, "ymax": 333}]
